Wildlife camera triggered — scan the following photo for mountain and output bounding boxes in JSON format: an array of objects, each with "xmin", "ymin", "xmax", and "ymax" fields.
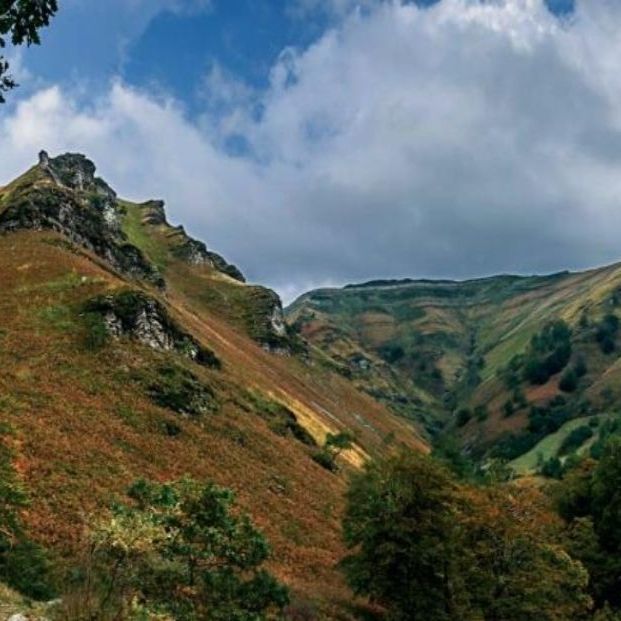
[
  {"xmin": 287, "ymin": 267, "xmax": 621, "ymax": 463},
  {"xmin": 0, "ymin": 152, "xmax": 425, "ymax": 617}
]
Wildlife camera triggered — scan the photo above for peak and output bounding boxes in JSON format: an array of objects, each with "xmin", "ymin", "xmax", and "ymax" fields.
[
  {"xmin": 37, "ymin": 150, "xmax": 116, "ymax": 198},
  {"xmin": 139, "ymin": 200, "xmax": 168, "ymax": 226}
]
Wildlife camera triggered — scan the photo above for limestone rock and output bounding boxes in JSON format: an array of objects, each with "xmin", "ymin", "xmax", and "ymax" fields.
[{"xmin": 85, "ymin": 291, "xmax": 221, "ymax": 368}]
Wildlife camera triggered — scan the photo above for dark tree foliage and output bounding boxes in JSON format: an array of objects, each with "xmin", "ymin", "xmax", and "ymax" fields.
[
  {"xmin": 541, "ymin": 455, "xmax": 564, "ymax": 479},
  {"xmin": 560, "ymin": 368, "xmax": 579, "ymax": 393},
  {"xmin": 557, "ymin": 441, "xmax": 621, "ymax": 611},
  {"xmin": 455, "ymin": 408, "xmax": 472, "ymax": 427},
  {"xmin": 77, "ymin": 478, "xmax": 288, "ymax": 620},
  {"xmin": 559, "ymin": 425, "xmax": 593, "ymax": 456},
  {"xmin": 522, "ymin": 320, "xmax": 572, "ymax": 385},
  {"xmin": 595, "ymin": 314, "xmax": 619, "ymax": 354},
  {"xmin": 312, "ymin": 431, "xmax": 354, "ymax": 472},
  {"xmin": 342, "ymin": 452, "xmax": 592, "ymax": 621},
  {"xmin": 0, "ymin": 0, "xmax": 58, "ymax": 102},
  {"xmin": 575, "ymin": 356, "xmax": 588, "ymax": 378},
  {"xmin": 341, "ymin": 452, "xmax": 462, "ymax": 620}
]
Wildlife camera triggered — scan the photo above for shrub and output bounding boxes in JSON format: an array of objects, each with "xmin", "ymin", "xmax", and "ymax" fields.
[
  {"xmin": 559, "ymin": 425, "xmax": 593, "ymax": 456},
  {"xmin": 474, "ymin": 405, "xmax": 489, "ymax": 422},
  {"xmin": 522, "ymin": 320, "xmax": 572, "ymax": 385},
  {"xmin": 312, "ymin": 432, "xmax": 355, "ymax": 472},
  {"xmin": 145, "ymin": 364, "xmax": 217, "ymax": 416},
  {"xmin": 503, "ymin": 400, "xmax": 515, "ymax": 418},
  {"xmin": 251, "ymin": 396, "xmax": 316, "ymax": 447},
  {"xmin": 575, "ymin": 356, "xmax": 588, "ymax": 378},
  {"xmin": 456, "ymin": 408, "xmax": 472, "ymax": 427},
  {"xmin": 0, "ymin": 442, "xmax": 54, "ymax": 600},
  {"xmin": 560, "ymin": 368, "xmax": 578, "ymax": 393},
  {"xmin": 82, "ymin": 312, "xmax": 109, "ymax": 350},
  {"xmin": 596, "ymin": 314, "xmax": 619, "ymax": 354},
  {"xmin": 541, "ymin": 456, "xmax": 563, "ymax": 479},
  {"xmin": 63, "ymin": 478, "xmax": 288, "ymax": 620}
]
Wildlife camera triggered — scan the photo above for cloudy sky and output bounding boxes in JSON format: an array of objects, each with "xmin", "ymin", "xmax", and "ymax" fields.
[{"xmin": 3, "ymin": 0, "xmax": 621, "ymax": 302}]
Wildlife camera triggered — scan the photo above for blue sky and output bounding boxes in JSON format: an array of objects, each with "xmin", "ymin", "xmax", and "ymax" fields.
[
  {"xmin": 19, "ymin": 0, "xmax": 573, "ymax": 116},
  {"xmin": 8, "ymin": 0, "xmax": 621, "ymax": 304}
]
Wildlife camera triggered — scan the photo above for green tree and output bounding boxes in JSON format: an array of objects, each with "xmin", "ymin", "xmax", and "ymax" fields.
[
  {"xmin": 522, "ymin": 320, "xmax": 572, "ymax": 385},
  {"xmin": 342, "ymin": 452, "xmax": 592, "ymax": 621},
  {"xmin": 312, "ymin": 431, "xmax": 355, "ymax": 472},
  {"xmin": 341, "ymin": 452, "xmax": 464, "ymax": 621},
  {"xmin": 71, "ymin": 478, "xmax": 288, "ymax": 620},
  {"xmin": 556, "ymin": 442, "xmax": 621, "ymax": 610},
  {"xmin": 461, "ymin": 485, "xmax": 591, "ymax": 621},
  {"xmin": 1, "ymin": 1, "xmax": 58, "ymax": 102},
  {"xmin": 560, "ymin": 368, "xmax": 578, "ymax": 393}
]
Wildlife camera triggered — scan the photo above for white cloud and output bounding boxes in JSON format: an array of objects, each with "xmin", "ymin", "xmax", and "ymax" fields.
[{"xmin": 3, "ymin": 0, "xmax": 621, "ymax": 303}]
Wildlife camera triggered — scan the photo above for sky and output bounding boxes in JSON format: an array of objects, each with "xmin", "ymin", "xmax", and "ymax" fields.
[{"xmin": 4, "ymin": 0, "xmax": 621, "ymax": 303}]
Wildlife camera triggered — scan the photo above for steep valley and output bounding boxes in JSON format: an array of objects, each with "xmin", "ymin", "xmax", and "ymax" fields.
[{"xmin": 288, "ymin": 268, "xmax": 621, "ymax": 462}]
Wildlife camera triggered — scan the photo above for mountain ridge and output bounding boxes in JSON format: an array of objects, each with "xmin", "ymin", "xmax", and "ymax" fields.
[{"xmin": 287, "ymin": 261, "xmax": 621, "ymax": 459}]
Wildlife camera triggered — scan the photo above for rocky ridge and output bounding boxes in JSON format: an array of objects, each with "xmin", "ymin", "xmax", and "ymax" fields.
[
  {"xmin": 0, "ymin": 151, "xmax": 295, "ymax": 353},
  {"xmin": 0, "ymin": 151, "xmax": 163, "ymax": 286}
]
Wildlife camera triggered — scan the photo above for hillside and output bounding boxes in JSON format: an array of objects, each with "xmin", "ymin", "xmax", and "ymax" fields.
[
  {"xmin": 288, "ymin": 267, "xmax": 621, "ymax": 461},
  {"xmin": 0, "ymin": 152, "xmax": 426, "ymax": 617}
]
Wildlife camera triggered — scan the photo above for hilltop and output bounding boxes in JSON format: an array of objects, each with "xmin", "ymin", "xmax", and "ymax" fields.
[{"xmin": 0, "ymin": 152, "xmax": 425, "ymax": 617}]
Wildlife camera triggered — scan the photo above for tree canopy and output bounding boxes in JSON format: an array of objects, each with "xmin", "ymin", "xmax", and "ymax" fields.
[
  {"xmin": 0, "ymin": 0, "xmax": 58, "ymax": 102},
  {"xmin": 342, "ymin": 451, "xmax": 592, "ymax": 621},
  {"xmin": 63, "ymin": 477, "xmax": 288, "ymax": 620}
]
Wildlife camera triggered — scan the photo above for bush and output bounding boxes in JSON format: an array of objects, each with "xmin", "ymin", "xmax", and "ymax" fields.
[
  {"xmin": 456, "ymin": 408, "xmax": 472, "ymax": 427},
  {"xmin": 82, "ymin": 312, "xmax": 108, "ymax": 350},
  {"xmin": 474, "ymin": 405, "xmax": 489, "ymax": 422},
  {"xmin": 250, "ymin": 395, "xmax": 316, "ymax": 447},
  {"xmin": 559, "ymin": 425, "xmax": 593, "ymax": 456},
  {"xmin": 560, "ymin": 368, "xmax": 578, "ymax": 393},
  {"xmin": 312, "ymin": 432, "xmax": 354, "ymax": 472},
  {"xmin": 503, "ymin": 400, "xmax": 515, "ymax": 418},
  {"xmin": 575, "ymin": 356, "xmax": 588, "ymax": 378},
  {"xmin": 596, "ymin": 314, "xmax": 619, "ymax": 354},
  {"xmin": 63, "ymin": 478, "xmax": 288, "ymax": 620},
  {"xmin": 541, "ymin": 456, "xmax": 563, "ymax": 479},
  {"xmin": 145, "ymin": 364, "xmax": 217, "ymax": 416},
  {"xmin": 522, "ymin": 320, "xmax": 572, "ymax": 385}
]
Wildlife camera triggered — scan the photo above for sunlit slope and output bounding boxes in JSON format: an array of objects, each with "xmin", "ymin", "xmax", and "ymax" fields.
[{"xmin": 0, "ymin": 153, "xmax": 425, "ymax": 613}]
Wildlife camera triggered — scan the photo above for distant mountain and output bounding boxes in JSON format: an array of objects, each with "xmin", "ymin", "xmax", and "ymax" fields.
[
  {"xmin": 0, "ymin": 152, "xmax": 424, "ymax": 617},
  {"xmin": 288, "ymin": 266, "xmax": 621, "ymax": 462}
]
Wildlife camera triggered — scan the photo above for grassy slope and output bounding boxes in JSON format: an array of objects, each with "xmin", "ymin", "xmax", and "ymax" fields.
[
  {"xmin": 288, "ymin": 267, "xmax": 621, "ymax": 446},
  {"xmin": 509, "ymin": 414, "xmax": 612, "ymax": 475},
  {"xmin": 0, "ymin": 175, "xmax": 426, "ymax": 616}
]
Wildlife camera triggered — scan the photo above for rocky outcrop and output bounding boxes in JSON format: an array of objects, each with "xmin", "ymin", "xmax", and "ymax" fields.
[
  {"xmin": 145, "ymin": 364, "xmax": 218, "ymax": 416},
  {"xmin": 171, "ymin": 233, "xmax": 246, "ymax": 282},
  {"xmin": 243, "ymin": 287, "xmax": 305, "ymax": 355},
  {"xmin": 137, "ymin": 198, "xmax": 245, "ymax": 283},
  {"xmin": 2, "ymin": 152, "xmax": 298, "ymax": 356},
  {"xmin": 0, "ymin": 152, "xmax": 163, "ymax": 286},
  {"xmin": 85, "ymin": 291, "xmax": 221, "ymax": 368}
]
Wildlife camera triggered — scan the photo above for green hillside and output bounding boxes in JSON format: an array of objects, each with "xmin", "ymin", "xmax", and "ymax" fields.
[{"xmin": 288, "ymin": 267, "xmax": 621, "ymax": 459}]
